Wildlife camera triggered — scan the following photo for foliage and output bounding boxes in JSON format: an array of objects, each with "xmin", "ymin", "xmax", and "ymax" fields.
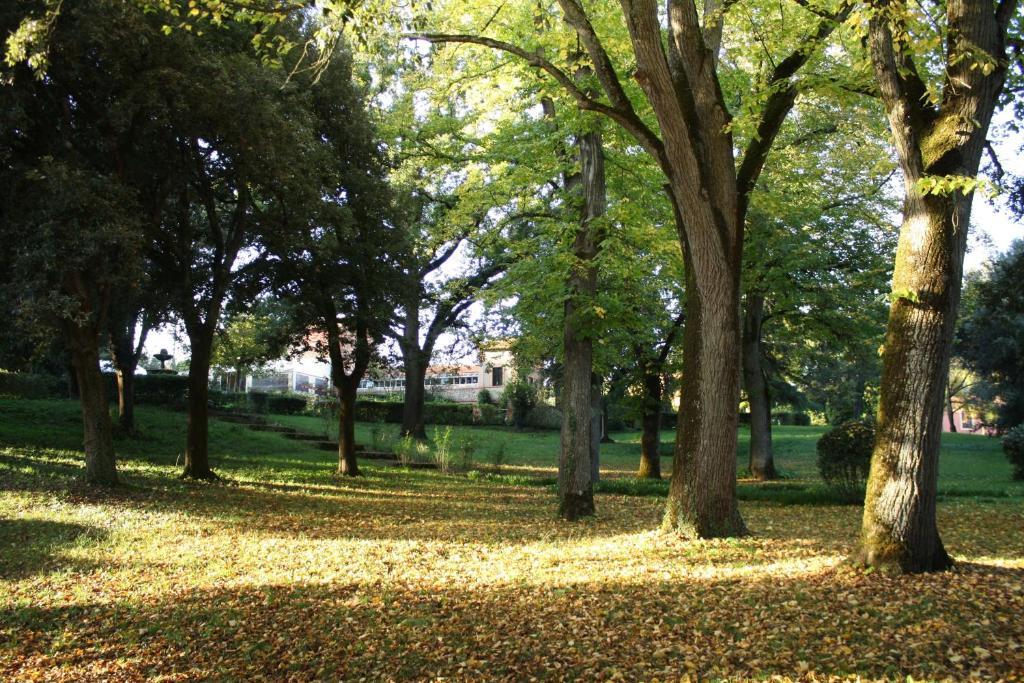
[
  {"xmin": 816, "ymin": 420, "xmax": 876, "ymax": 501},
  {"xmin": 264, "ymin": 394, "xmax": 307, "ymax": 415},
  {"xmin": 211, "ymin": 305, "xmax": 294, "ymax": 389},
  {"xmin": 1004, "ymin": 425, "xmax": 1024, "ymax": 481},
  {"xmin": 248, "ymin": 392, "xmax": 269, "ymax": 415},
  {"xmin": 524, "ymin": 403, "xmax": 562, "ymax": 431},
  {"xmin": 501, "ymin": 380, "xmax": 537, "ymax": 429},
  {"xmin": 957, "ymin": 241, "xmax": 1024, "ymax": 428},
  {"xmin": 0, "ymin": 372, "xmax": 65, "ymax": 400},
  {"xmin": 477, "ymin": 389, "xmax": 494, "ymax": 405}
]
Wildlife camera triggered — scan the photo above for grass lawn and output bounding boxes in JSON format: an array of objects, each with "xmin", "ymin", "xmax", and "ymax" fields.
[{"xmin": 1, "ymin": 398, "xmax": 1022, "ymax": 681}]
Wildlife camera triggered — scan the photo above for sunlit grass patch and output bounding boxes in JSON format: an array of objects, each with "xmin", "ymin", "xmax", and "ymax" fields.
[{"xmin": 2, "ymin": 398, "xmax": 1023, "ymax": 680}]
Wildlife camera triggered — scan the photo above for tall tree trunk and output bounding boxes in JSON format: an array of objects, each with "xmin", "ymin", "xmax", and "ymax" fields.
[
  {"xmin": 115, "ymin": 368, "xmax": 136, "ymax": 433},
  {"xmin": 662, "ymin": 235, "xmax": 747, "ymax": 538},
  {"xmin": 947, "ymin": 395, "xmax": 958, "ymax": 433},
  {"xmin": 109, "ymin": 332, "xmax": 138, "ymax": 433},
  {"xmin": 638, "ymin": 371, "xmax": 662, "ymax": 479},
  {"xmin": 742, "ymin": 294, "xmax": 776, "ymax": 480},
  {"xmin": 599, "ymin": 391, "xmax": 614, "ymax": 443},
  {"xmin": 856, "ymin": 0, "xmax": 1013, "ymax": 573},
  {"xmin": 336, "ymin": 380, "xmax": 360, "ymax": 476},
  {"xmin": 400, "ymin": 342, "xmax": 429, "ymax": 439},
  {"xmin": 182, "ymin": 335, "xmax": 216, "ymax": 480},
  {"xmin": 560, "ymin": 323, "xmax": 595, "ymax": 519},
  {"xmin": 590, "ymin": 374, "xmax": 601, "ymax": 484},
  {"xmin": 67, "ymin": 325, "xmax": 118, "ymax": 486},
  {"xmin": 108, "ymin": 309, "xmax": 150, "ymax": 434},
  {"xmin": 858, "ymin": 190, "xmax": 962, "ymax": 573},
  {"xmin": 558, "ymin": 127, "xmax": 605, "ymax": 521}
]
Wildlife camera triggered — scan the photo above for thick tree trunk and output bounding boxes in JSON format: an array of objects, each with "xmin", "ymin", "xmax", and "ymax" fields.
[
  {"xmin": 662, "ymin": 242, "xmax": 747, "ymax": 538},
  {"xmin": 68, "ymin": 326, "xmax": 118, "ymax": 486},
  {"xmin": 742, "ymin": 295, "xmax": 776, "ymax": 480},
  {"xmin": 560, "ymin": 325, "xmax": 595, "ymax": 519},
  {"xmin": 857, "ymin": 191, "xmax": 963, "ymax": 573},
  {"xmin": 336, "ymin": 381, "xmax": 360, "ymax": 476},
  {"xmin": 400, "ymin": 344, "xmax": 429, "ymax": 440},
  {"xmin": 557, "ymin": 127, "xmax": 605, "ymax": 521},
  {"xmin": 182, "ymin": 338, "xmax": 216, "ymax": 480},
  {"xmin": 856, "ymin": 0, "xmax": 1012, "ymax": 573},
  {"xmin": 638, "ymin": 371, "xmax": 662, "ymax": 479}
]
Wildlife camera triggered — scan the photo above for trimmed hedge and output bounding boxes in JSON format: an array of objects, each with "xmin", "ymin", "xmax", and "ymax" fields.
[
  {"xmin": 126, "ymin": 373, "xmax": 190, "ymax": 406},
  {"xmin": 267, "ymin": 393, "xmax": 307, "ymax": 415},
  {"xmin": 0, "ymin": 371, "xmax": 66, "ymax": 399},
  {"xmin": 336, "ymin": 400, "xmax": 507, "ymax": 427}
]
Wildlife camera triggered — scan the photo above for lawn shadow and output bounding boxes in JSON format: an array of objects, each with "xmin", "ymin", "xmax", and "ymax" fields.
[
  {"xmin": 0, "ymin": 517, "xmax": 106, "ymax": 579},
  {"xmin": 3, "ymin": 562, "xmax": 1022, "ymax": 681}
]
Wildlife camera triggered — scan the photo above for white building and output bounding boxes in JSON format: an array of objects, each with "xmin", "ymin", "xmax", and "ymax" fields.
[{"xmin": 237, "ymin": 340, "xmax": 527, "ymax": 404}]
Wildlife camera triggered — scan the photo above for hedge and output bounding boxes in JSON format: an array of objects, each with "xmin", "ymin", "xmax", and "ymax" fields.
[
  {"xmin": 524, "ymin": 404, "xmax": 561, "ymax": 430},
  {"xmin": 350, "ymin": 400, "xmax": 506, "ymax": 427},
  {"xmin": 0, "ymin": 371, "xmax": 66, "ymax": 399}
]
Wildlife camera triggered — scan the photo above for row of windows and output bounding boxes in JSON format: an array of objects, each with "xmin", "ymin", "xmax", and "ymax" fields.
[{"xmin": 360, "ymin": 374, "xmax": 484, "ymax": 390}]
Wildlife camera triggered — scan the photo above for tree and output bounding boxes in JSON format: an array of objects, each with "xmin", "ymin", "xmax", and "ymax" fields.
[
  {"xmin": 211, "ymin": 304, "xmax": 292, "ymax": 392},
  {"xmin": 740, "ymin": 93, "xmax": 897, "ymax": 477},
  {"xmin": 106, "ymin": 269, "xmax": 166, "ymax": 434},
  {"xmin": 956, "ymin": 241, "xmax": 1024, "ymax": 429},
  {"xmin": 263, "ymin": 36, "xmax": 398, "ymax": 477},
  {"xmin": 129, "ymin": 14, "xmax": 337, "ymax": 480},
  {"xmin": 411, "ymin": 0, "xmax": 859, "ymax": 536},
  {"xmin": 0, "ymin": 0, "xmax": 156, "ymax": 485},
  {"xmin": 856, "ymin": 0, "xmax": 1021, "ymax": 573}
]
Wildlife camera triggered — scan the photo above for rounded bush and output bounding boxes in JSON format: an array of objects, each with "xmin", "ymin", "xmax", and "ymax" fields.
[
  {"xmin": 817, "ymin": 420, "xmax": 875, "ymax": 496},
  {"xmin": 1003, "ymin": 425, "xmax": 1024, "ymax": 481}
]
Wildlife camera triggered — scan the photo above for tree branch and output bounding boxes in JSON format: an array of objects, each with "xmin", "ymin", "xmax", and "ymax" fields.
[
  {"xmin": 405, "ymin": 32, "xmax": 667, "ymax": 167},
  {"xmin": 736, "ymin": 1, "xmax": 854, "ymax": 224}
]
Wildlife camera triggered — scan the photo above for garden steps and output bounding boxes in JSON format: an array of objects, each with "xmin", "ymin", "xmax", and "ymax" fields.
[
  {"xmin": 212, "ymin": 413, "xmax": 267, "ymax": 425},
  {"xmin": 283, "ymin": 432, "xmax": 328, "ymax": 442},
  {"xmin": 212, "ymin": 412, "xmax": 412, "ymax": 466},
  {"xmin": 248, "ymin": 424, "xmax": 298, "ymax": 434}
]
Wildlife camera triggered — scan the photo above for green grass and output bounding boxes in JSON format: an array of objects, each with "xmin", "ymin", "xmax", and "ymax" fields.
[
  {"xmin": 2, "ymin": 399, "xmax": 1018, "ymax": 503},
  {"xmin": 2, "ymin": 397, "xmax": 1023, "ymax": 681},
  {"xmin": 270, "ymin": 409, "xmax": 1020, "ymax": 500}
]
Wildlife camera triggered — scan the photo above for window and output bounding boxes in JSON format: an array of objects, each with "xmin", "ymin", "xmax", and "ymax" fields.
[{"xmin": 492, "ymin": 366, "xmax": 503, "ymax": 387}]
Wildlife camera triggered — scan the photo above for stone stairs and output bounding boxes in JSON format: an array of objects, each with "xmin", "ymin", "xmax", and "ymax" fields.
[{"xmin": 212, "ymin": 411, "xmax": 437, "ymax": 469}]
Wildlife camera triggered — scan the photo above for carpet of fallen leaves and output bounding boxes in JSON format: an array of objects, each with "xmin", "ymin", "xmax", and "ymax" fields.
[{"xmin": 2, "ymin": 463, "xmax": 1023, "ymax": 682}]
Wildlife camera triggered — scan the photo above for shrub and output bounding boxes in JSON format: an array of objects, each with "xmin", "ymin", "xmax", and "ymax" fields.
[
  {"xmin": 431, "ymin": 426, "xmax": 456, "ymax": 473},
  {"xmin": 207, "ymin": 390, "xmax": 248, "ymax": 412},
  {"xmin": 394, "ymin": 435, "xmax": 429, "ymax": 466},
  {"xmin": 489, "ymin": 441, "xmax": 507, "ymax": 473},
  {"xmin": 0, "ymin": 371, "xmax": 65, "ymax": 399},
  {"xmin": 248, "ymin": 391, "xmax": 269, "ymax": 414},
  {"xmin": 477, "ymin": 389, "xmax": 494, "ymax": 405},
  {"xmin": 606, "ymin": 403, "xmax": 631, "ymax": 431},
  {"xmin": 266, "ymin": 393, "xmax": 307, "ymax": 415},
  {"xmin": 816, "ymin": 420, "xmax": 875, "ymax": 501},
  {"xmin": 475, "ymin": 403, "xmax": 503, "ymax": 426},
  {"xmin": 524, "ymin": 403, "xmax": 561, "ymax": 430},
  {"xmin": 502, "ymin": 380, "xmax": 537, "ymax": 429},
  {"xmin": 1003, "ymin": 425, "xmax": 1024, "ymax": 481}
]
